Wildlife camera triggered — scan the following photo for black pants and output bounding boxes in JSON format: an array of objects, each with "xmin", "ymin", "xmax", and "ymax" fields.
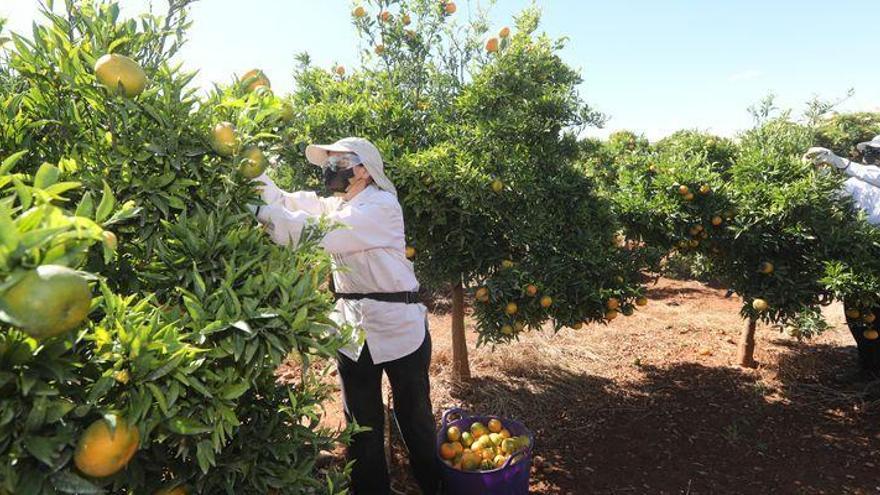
[
  {"xmin": 843, "ymin": 302, "xmax": 880, "ymax": 371},
  {"xmin": 337, "ymin": 328, "xmax": 440, "ymax": 495}
]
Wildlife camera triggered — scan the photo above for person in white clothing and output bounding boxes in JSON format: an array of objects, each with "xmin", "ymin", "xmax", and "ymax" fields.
[
  {"xmin": 252, "ymin": 137, "xmax": 440, "ymax": 494},
  {"xmin": 804, "ymin": 135, "xmax": 880, "ymax": 381}
]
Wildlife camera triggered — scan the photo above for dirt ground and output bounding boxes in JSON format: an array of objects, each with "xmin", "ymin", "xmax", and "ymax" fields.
[{"xmin": 312, "ymin": 278, "xmax": 880, "ymax": 494}]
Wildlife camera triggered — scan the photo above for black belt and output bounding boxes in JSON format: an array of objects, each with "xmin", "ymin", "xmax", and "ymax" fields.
[{"xmin": 333, "ymin": 291, "xmax": 421, "ymax": 304}]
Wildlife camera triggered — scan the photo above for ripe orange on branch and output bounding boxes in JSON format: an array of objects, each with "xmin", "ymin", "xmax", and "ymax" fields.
[
  {"xmin": 238, "ymin": 146, "xmax": 268, "ymax": 179},
  {"xmin": 0, "ymin": 265, "xmax": 91, "ymax": 340},
  {"xmin": 499, "ymin": 27, "xmax": 511, "ymax": 38},
  {"xmin": 74, "ymin": 415, "xmax": 140, "ymax": 478},
  {"xmin": 94, "ymin": 54, "xmax": 147, "ymax": 97},
  {"xmin": 752, "ymin": 299, "xmax": 769, "ymax": 312},
  {"xmin": 486, "ymin": 37, "xmax": 499, "ymax": 53},
  {"xmin": 211, "ymin": 121, "xmax": 237, "ymax": 157},
  {"xmin": 241, "ymin": 69, "xmax": 270, "ymax": 93}
]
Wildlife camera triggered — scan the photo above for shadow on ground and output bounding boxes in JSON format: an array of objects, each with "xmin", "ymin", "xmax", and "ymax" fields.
[{"xmin": 387, "ymin": 353, "xmax": 880, "ymax": 495}]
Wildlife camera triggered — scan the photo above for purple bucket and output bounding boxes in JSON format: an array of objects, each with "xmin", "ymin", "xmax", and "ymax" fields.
[{"xmin": 437, "ymin": 408, "xmax": 534, "ymax": 495}]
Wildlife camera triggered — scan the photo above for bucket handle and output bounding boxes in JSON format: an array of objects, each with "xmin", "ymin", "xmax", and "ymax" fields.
[
  {"xmin": 440, "ymin": 408, "xmax": 468, "ymax": 430},
  {"xmin": 500, "ymin": 446, "xmax": 531, "ymax": 470}
]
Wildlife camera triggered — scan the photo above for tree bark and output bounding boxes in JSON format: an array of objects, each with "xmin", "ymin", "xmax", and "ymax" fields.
[
  {"xmin": 737, "ymin": 318, "xmax": 758, "ymax": 368},
  {"xmin": 451, "ymin": 281, "xmax": 471, "ymax": 381}
]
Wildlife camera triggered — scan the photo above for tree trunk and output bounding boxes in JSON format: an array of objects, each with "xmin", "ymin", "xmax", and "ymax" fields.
[
  {"xmin": 451, "ymin": 281, "xmax": 471, "ymax": 381},
  {"xmin": 737, "ymin": 318, "xmax": 758, "ymax": 368}
]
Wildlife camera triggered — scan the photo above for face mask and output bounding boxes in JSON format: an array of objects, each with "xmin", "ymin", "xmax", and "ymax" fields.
[{"xmin": 323, "ymin": 166, "xmax": 357, "ymax": 193}]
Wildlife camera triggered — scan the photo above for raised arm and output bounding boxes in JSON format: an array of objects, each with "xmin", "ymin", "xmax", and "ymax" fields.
[
  {"xmin": 803, "ymin": 147, "xmax": 880, "ymax": 189},
  {"xmin": 253, "ymin": 173, "xmax": 326, "ymax": 216}
]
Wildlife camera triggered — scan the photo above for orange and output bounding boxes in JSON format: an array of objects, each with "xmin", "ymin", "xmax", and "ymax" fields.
[
  {"xmin": 446, "ymin": 426, "xmax": 461, "ymax": 442},
  {"xmin": 500, "ymin": 325, "xmax": 513, "ymax": 335},
  {"xmin": 487, "ymin": 418, "xmax": 502, "ymax": 433},
  {"xmin": 460, "ymin": 432, "xmax": 474, "ymax": 448},
  {"xmin": 699, "ymin": 184, "xmax": 711, "ymax": 195},
  {"xmin": 94, "ymin": 54, "xmax": 147, "ymax": 97},
  {"xmin": 499, "ymin": 428, "xmax": 511, "ymax": 439},
  {"xmin": 504, "ymin": 302, "xmax": 518, "ymax": 315},
  {"xmin": 1, "ymin": 265, "xmax": 91, "ymax": 340},
  {"xmin": 752, "ymin": 299, "xmax": 769, "ymax": 312},
  {"xmin": 571, "ymin": 322, "xmax": 583, "ymax": 330},
  {"xmin": 678, "ymin": 184, "xmax": 689, "ymax": 195},
  {"xmin": 74, "ymin": 415, "xmax": 140, "ymax": 478},
  {"xmin": 470, "ymin": 422, "xmax": 487, "ymax": 438},
  {"xmin": 211, "ymin": 121, "xmax": 237, "ymax": 157},
  {"xmin": 353, "ymin": 6, "xmax": 366, "ymax": 17},
  {"xmin": 491, "ymin": 179, "xmax": 504, "ymax": 193},
  {"xmin": 499, "ymin": 27, "xmax": 511, "ymax": 38},
  {"xmin": 846, "ymin": 308, "xmax": 861, "ymax": 319},
  {"xmin": 238, "ymin": 146, "xmax": 267, "ymax": 179},
  {"xmin": 683, "ymin": 192, "xmax": 695, "ymax": 201},
  {"xmin": 759, "ymin": 262, "xmax": 774, "ymax": 274},
  {"xmin": 605, "ymin": 310, "xmax": 619, "ymax": 321},
  {"xmin": 154, "ymin": 487, "xmax": 187, "ymax": 495},
  {"xmin": 500, "ymin": 438, "xmax": 517, "ymax": 454},
  {"xmin": 525, "ymin": 284, "xmax": 538, "ymax": 296},
  {"xmin": 375, "ymin": 44, "xmax": 386, "ymax": 55},
  {"xmin": 486, "ymin": 37, "xmax": 499, "ymax": 53},
  {"xmin": 712, "ymin": 216, "xmax": 723, "ymax": 226},
  {"xmin": 864, "ymin": 312, "xmax": 876, "ymax": 324},
  {"xmin": 635, "ymin": 296, "xmax": 648, "ymax": 307},
  {"xmin": 864, "ymin": 329, "xmax": 879, "ymax": 340},
  {"xmin": 461, "ymin": 452, "xmax": 480, "ymax": 471},
  {"xmin": 444, "ymin": 2, "xmax": 457, "ymax": 14},
  {"xmin": 102, "ymin": 231, "xmax": 118, "ymax": 252},
  {"xmin": 241, "ymin": 69, "xmax": 270, "ymax": 93},
  {"xmin": 335, "ymin": 65, "xmax": 346, "ymax": 76},
  {"xmin": 379, "ymin": 10, "xmax": 392, "ymax": 22},
  {"xmin": 540, "ymin": 295, "xmax": 553, "ymax": 308},
  {"xmin": 475, "ymin": 287, "xmax": 490, "ymax": 302},
  {"xmin": 405, "ymin": 246, "xmax": 416, "ymax": 259},
  {"xmin": 606, "ymin": 298, "xmax": 620, "ymax": 310},
  {"xmin": 439, "ymin": 442, "xmax": 456, "ymax": 460}
]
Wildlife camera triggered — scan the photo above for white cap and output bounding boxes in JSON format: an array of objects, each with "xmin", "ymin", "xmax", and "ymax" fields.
[
  {"xmin": 856, "ymin": 135, "xmax": 880, "ymax": 153},
  {"xmin": 305, "ymin": 137, "xmax": 396, "ymax": 196}
]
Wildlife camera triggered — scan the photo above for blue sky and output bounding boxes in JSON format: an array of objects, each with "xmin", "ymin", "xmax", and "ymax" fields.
[{"xmin": 3, "ymin": 0, "xmax": 879, "ymax": 140}]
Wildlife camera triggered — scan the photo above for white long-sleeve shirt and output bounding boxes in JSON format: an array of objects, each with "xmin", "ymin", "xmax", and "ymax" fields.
[
  {"xmin": 841, "ymin": 162, "xmax": 880, "ymax": 226},
  {"xmin": 254, "ymin": 174, "xmax": 427, "ymax": 364}
]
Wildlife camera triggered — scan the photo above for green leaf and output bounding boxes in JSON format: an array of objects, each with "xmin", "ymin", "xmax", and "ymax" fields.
[
  {"xmin": 75, "ymin": 192, "xmax": 94, "ymax": 218},
  {"xmin": 196, "ymin": 439, "xmax": 215, "ymax": 474},
  {"xmin": 0, "ymin": 204, "xmax": 20, "ymax": 251},
  {"xmin": 166, "ymin": 417, "xmax": 213, "ymax": 435},
  {"xmin": 0, "ymin": 150, "xmax": 28, "ymax": 175},
  {"xmin": 219, "ymin": 381, "xmax": 250, "ymax": 401},
  {"xmin": 95, "ymin": 181, "xmax": 115, "ymax": 224},
  {"xmin": 23, "ymin": 436, "xmax": 59, "ymax": 466},
  {"xmin": 146, "ymin": 383, "xmax": 168, "ymax": 415},
  {"xmin": 51, "ymin": 471, "xmax": 105, "ymax": 494},
  {"xmin": 33, "ymin": 163, "xmax": 60, "ymax": 189}
]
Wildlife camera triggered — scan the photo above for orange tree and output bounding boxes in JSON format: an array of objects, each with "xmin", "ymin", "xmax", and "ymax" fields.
[
  {"xmin": 602, "ymin": 111, "xmax": 873, "ymax": 367},
  {"xmin": 276, "ymin": 2, "xmax": 644, "ymax": 381},
  {"xmin": 0, "ymin": 1, "xmax": 354, "ymax": 493}
]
